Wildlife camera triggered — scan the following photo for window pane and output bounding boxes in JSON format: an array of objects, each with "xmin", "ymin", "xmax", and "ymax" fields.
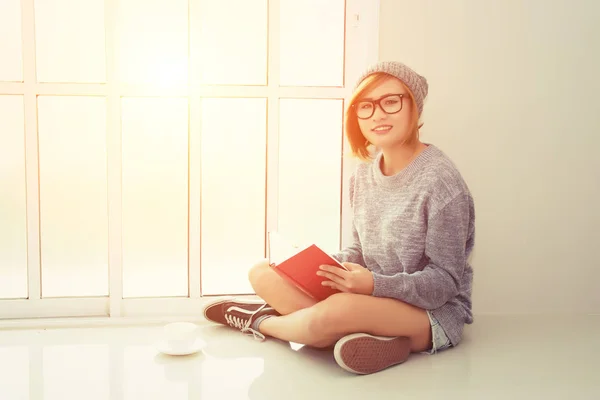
[
  {"xmin": 278, "ymin": 99, "xmax": 343, "ymax": 252},
  {"xmin": 34, "ymin": 0, "xmax": 106, "ymax": 83},
  {"xmin": 0, "ymin": 347, "xmax": 29, "ymax": 399},
  {"xmin": 43, "ymin": 345, "xmax": 110, "ymax": 400},
  {"xmin": 279, "ymin": 0, "xmax": 345, "ymax": 87},
  {"xmin": 38, "ymin": 96, "xmax": 108, "ymax": 297},
  {"xmin": 121, "ymin": 98, "xmax": 188, "ymax": 298},
  {"xmin": 200, "ymin": 98, "xmax": 266, "ymax": 295},
  {"xmin": 197, "ymin": 0, "xmax": 267, "ymax": 85},
  {"xmin": 118, "ymin": 0, "xmax": 188, "ymax": 86},
  {"xmin": 0, "ymin": 0, "xmax": 23, "ymax": 82},
  {"xmin": 0, "ymin": 96, "xmax": 27, "ymax": 299}
]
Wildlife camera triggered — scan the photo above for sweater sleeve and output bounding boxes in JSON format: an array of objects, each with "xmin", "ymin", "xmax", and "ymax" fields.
[
  {"xmin": 371, "ymin": 192, "xmax": 473, "ymax": 310},
  {"xmin": 330, "ymin": 220, "xmax": 365, "ymax": 265},
  {"xmin": 330, "ymin": 173, "xmax": 365, "ymax": 265}
]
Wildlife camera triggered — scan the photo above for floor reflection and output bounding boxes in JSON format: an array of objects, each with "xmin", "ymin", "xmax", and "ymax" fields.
[{"xmin": 0, "ymin": 315, "xmax": 598, "ymax": 400}]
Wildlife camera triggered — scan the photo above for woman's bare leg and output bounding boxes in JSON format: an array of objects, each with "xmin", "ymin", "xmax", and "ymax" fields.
[
  {"xmin": 248, "ymin": 258, "xmax": 317, "ymax": 315},
  {"xmin": 248, "ymin": 260, "xmax": 431, "ymax": 351},
  {"xmin": 205, "ymin": 261, "xmax": 433, "ymax": 374},
  {"xmin": 203, "ymin": 258, "xmax": 318, "ymax": 331},
  {"xmin": 258, "ymin": 292, "xmax": 432, "ymax": 352}
]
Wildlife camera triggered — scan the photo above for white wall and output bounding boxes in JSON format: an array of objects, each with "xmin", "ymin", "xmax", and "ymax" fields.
[{"xmin": 379, "ymin": 0, "xmax": 600, "ymax": 315}]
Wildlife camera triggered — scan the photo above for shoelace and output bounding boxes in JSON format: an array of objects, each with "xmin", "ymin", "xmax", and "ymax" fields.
[{"xmin": 224, "ymin": 303, "xmax": 267, "ymax": 341}]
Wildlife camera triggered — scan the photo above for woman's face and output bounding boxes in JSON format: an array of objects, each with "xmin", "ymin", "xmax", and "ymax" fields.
[{"xmin": 356, "ymin": 77, "xmax": 414, "ymax": 150}]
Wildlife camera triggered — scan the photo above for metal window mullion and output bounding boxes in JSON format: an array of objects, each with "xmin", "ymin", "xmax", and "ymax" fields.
[
  {"xmin": 338, "ymin": 0, "xmax": 380, "ymax": 249},
  {"xmin": 265, "ymin": 0, "xmax": 281, "ymax": 257},
  {"xmin": 21, "ymin": 0, "xmax": 41, "ymax": 301},
  {"xmin": 188, "ymin": 0, "xmax": 202, "ymax": 298},
  {"xmin": 105, "ymin": 0, "xmax": 123, "ymax": 317}
]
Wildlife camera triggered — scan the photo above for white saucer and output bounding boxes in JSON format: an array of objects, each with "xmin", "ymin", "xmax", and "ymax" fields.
[{"xmin": 155, "ymin": 338, "xmax": 205, "ymax": 356}]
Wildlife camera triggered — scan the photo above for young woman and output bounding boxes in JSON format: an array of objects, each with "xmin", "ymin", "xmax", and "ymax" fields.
[{"xmin": 203, "ymin": 61, "xmax": 475, "ymax": 375}]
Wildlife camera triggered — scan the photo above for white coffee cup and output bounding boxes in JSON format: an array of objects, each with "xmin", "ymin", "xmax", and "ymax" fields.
[{"xmin": 163, "ymin": 322, "xmax": 198, "ymax": 353}]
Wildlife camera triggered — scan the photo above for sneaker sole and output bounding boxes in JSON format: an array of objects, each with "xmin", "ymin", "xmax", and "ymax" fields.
[{"xmin": 334, "ymin": 333, "xmax": 411, "ymax": 375}]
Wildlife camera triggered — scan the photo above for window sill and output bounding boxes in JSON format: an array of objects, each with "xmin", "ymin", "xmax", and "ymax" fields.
[{"xmin": 0, "ymin": 294, "xmax": 262, "ymax": 329}]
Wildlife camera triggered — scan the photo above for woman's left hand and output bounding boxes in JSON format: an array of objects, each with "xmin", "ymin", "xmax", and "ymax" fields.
[{"xmin": 317, "ymin": 262, "xmax": 374, "ymax": 295}]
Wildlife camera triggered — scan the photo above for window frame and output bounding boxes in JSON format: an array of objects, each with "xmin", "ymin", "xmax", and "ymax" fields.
[{"xmin": 0, "ymin": 0, "xmax": 380, "ymax": 325}]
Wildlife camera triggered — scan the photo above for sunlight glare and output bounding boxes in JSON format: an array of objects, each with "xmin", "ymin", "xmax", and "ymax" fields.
[{"xmin": 118, "ymin": 0, "xmax": 188, "ymax": 87}]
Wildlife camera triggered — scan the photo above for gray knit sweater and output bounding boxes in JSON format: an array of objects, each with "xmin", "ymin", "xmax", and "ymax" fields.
[{"xmin": 331, "ymin": 144, "xmax": 475, "ymax": 346}]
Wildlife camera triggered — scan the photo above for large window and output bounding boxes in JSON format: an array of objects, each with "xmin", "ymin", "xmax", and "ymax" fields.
[{"xmin": 0, "ymin": 0, "xmax": 379, "ymax": 319}]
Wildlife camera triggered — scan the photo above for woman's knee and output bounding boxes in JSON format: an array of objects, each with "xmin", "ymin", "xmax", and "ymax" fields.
[{"xmin": 247, "ymin": 258, "xmax": 271, "ymax": 291}]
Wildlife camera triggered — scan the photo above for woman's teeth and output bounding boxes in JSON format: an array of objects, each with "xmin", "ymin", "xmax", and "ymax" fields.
[{"xmin": 372, "ymin": 125, "xmax": 392, "ymax": 133}]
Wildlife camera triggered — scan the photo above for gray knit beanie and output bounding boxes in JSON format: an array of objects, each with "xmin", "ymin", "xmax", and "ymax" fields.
[{"xmin": 354, "ymin": 61, "xmax": 428, "ymax": 116}]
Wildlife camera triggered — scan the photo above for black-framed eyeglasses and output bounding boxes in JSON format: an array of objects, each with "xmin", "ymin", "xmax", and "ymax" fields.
[{"xmin": 352, "ymin": 94, "xmax": 404, "ymax": 119}]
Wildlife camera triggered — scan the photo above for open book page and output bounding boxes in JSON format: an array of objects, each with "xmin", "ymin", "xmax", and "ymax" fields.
[{"xmin": 268, "ymin": 231, "xmax": 307, "ymax": 266}]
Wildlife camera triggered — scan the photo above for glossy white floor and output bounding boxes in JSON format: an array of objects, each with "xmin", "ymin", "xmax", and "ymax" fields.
[{"xmin": 0, "ymin": 314, "xmax": 598, "ymax": 400}]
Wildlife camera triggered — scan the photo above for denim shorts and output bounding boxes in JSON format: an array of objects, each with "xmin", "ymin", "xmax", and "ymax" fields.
[{"xmin": 421, "ymin": 311, "xmax": 452, "ymax": 355}]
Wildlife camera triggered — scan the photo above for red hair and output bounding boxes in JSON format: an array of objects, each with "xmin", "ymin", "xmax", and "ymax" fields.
[{"xmin": 345, "ymin": 73, "xmax": 423, "ymax": 161}]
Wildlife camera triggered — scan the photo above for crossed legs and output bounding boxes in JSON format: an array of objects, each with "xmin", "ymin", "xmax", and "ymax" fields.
[{"xmin": 247, "ymin": 259, "xmax": 432, "ymax": 352}]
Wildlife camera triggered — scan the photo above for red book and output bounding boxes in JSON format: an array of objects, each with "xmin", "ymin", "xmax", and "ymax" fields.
[{"xmin": 268, "ymin": 232, "xmax": 349, "ymax": 302}]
